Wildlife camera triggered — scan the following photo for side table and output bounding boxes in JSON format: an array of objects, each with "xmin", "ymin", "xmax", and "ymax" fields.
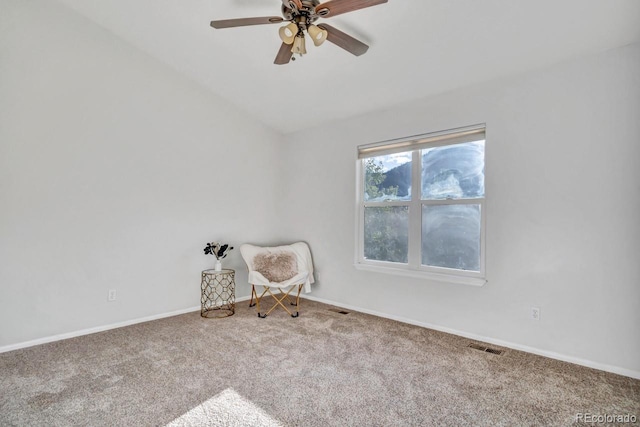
[{"xmin": 201, "ymin": 269, "xmax": 235, "ymax": 318}]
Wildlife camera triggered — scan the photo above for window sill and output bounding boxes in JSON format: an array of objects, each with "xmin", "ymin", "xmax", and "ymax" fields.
[{"xmin": 353, "ymin": 263, "xmax": 487, "ymax": 287}]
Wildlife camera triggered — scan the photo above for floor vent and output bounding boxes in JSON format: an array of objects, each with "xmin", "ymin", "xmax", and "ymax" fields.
[
  {"xmin": 328, "ymin": 308, "xmax": 350, "ymax": 315},
  {"xmin": 468, "ymin": 343, "xmax": 503, "ymax": 355}
]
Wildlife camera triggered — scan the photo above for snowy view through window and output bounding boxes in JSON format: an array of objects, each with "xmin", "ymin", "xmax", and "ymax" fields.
[{"xmin": 363, "ymin": 140, "xmax": 484, "ymax": 271}]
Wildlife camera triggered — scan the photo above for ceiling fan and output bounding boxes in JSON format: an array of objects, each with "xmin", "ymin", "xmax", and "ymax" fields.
[{"xmin": 210, "ymin": 0, "xmax": 388, "ymax": 65}]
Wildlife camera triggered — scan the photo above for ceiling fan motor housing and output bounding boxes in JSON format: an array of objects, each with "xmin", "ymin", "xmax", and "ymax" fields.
[{"xmin": 282, "ymin": 0, "xmax": 323, "ymax": 24}]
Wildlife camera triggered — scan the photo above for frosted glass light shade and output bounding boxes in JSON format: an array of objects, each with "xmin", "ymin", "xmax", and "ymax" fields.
[
  {"xmin": 291, "ymin": 35, "xmax": 307, "ymax": 54},
  {"xmin": 278, "ymin": 22, "xmax": 298, "ymax": 45},
  {"xmin": 308, "ymin": 25, "xmax": 328, "ymax": 46}
]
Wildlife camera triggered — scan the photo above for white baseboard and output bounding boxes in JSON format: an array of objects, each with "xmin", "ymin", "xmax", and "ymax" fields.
[
  {"xmin": 0, "ymin": 296, "xmax": 252, "ymax": 354},
  {"xmin": 300, "ymin": 295, "xmax": 640, "ymax": 380}
]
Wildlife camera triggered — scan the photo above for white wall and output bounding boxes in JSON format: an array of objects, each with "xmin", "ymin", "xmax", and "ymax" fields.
[
  {"xmin": 2, "ymin": 0, "xmax": 638, "ymax": 379},
  {"xmin": 0, "ymin": 0, "xmax": 282, "ymax": 346},
  {"xmin": 281, "ymin": 44, "xmax": 640, "ymax": 375}
]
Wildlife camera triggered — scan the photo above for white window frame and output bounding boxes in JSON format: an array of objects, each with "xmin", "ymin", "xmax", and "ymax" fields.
[{"xmin": 354, "ymin": 124, "xmax": 487, "ymax": 286}]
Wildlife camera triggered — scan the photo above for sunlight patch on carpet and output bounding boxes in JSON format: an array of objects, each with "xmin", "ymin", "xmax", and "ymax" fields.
[{"xmin": 165, "ymin": 388, "xmax": 283, "ymax": 427}]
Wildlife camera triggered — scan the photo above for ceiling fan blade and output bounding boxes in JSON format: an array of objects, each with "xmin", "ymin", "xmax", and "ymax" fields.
[
  {"xmin": 274, "ymin": 42, "xmax": 292, "ymax": 65},
  {"xmin": 210, "ymin": 16, "xmax": 283, "ymax": 29},
  {"xmin": 314, "ymin": 0, "xmax": 387, "ymax": 18},
  {"xmin": 317, "ymin": 24, "xmax": 369, "ymax": 56}
]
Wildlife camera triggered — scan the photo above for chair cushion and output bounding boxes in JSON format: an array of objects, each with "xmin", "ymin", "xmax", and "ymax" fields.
[{"xmin": 253, "ymin": 251, "xmax": 298, "ymax": 283}]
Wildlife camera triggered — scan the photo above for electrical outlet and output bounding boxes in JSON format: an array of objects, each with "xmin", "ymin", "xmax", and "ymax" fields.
[
  {"xmin": 108, "ymin": 289, "xmax": 117, "ymax": 302},
  {"xmin": 531, "ymin": 307, "xmax": 540, "ymax": 320}
]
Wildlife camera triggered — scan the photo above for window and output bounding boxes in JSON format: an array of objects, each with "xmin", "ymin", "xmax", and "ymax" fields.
[{"xmin": 355, "ymin": 125, "xmax": 486, "ymax": 286}]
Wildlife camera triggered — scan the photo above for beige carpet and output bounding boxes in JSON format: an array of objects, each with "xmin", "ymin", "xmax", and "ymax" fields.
[{"xmin": 1, "ymin": 298, "xmax": 638, "ymax": 426}]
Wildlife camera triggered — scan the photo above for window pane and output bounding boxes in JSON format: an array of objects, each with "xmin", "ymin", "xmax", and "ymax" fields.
[
  {"xmin": 421, "ymin": 140, "xmax": 484, "ymax": 200},
  {"xmin": 364, "ymin": 206, "xmax": 409, "ymax": 263},
  {"xmin": 363, "ymin": 153, "xmax": 412, "ymax": 201},
  {"xmin": 422, "ymin": 204, "xmax": 481, "ymax": 271}
]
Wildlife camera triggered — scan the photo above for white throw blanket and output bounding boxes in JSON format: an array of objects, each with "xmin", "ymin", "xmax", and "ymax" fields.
[{"xmin": 240, "ymin": 242, "xmax": 315, "ymax": 293}]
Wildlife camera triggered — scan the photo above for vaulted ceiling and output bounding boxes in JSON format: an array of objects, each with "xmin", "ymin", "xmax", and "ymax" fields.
[{"xmin": 55, "ymin": 0, "xmax": 640, "ymax": 133}]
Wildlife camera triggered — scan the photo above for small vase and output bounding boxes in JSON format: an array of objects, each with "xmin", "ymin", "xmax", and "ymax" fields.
[{"xmin": 214, "ymin": 259, "xmax": 222, "ymax": 272}]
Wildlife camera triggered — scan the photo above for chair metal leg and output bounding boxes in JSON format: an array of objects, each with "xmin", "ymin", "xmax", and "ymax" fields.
[
  {"xmin": 255, "ymin": 287, "xmax": 269, "ymax": 318},
  {"xmin": 252, "ymin": 284, "xmax": 303, "ymax": 318},
  {"xmin": 249, "ymin": 285, "xmax": 257, "ymax": 307},
  {"xmin": 291, "ymin": 284, "xmax": 302, "ymax": 317}
]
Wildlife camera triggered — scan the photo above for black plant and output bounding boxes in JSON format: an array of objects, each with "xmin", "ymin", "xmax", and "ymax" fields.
[{"xmin": 204, "ymin": 241, "xmax": 234, "ymax": 260}]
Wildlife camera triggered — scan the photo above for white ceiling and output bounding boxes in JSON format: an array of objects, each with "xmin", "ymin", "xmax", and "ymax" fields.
[{"xmin": 55, "ymin": 0, "xmax": 640, "ymax": 134}]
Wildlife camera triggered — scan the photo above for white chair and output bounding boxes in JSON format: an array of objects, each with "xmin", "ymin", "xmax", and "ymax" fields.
[{"xmin": 240, "ymin": 242, "xmax": 314, "ymax": 318}]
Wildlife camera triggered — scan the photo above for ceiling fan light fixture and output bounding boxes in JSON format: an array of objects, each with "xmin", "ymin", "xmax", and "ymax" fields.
[
  {"xmin": 210, "ymin": 0, "xmax": 388, "ymax": 64},
  {"xmin": 278, "ymin": 22, "xmax": 298, "ymax": 44},
  {"xmin": 291, "ymin": 34, "xmax": 307, "ymax": 55},
  {"xmin": 307, "ymin": 24, "xmax": 328, "ymax": 46}
]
